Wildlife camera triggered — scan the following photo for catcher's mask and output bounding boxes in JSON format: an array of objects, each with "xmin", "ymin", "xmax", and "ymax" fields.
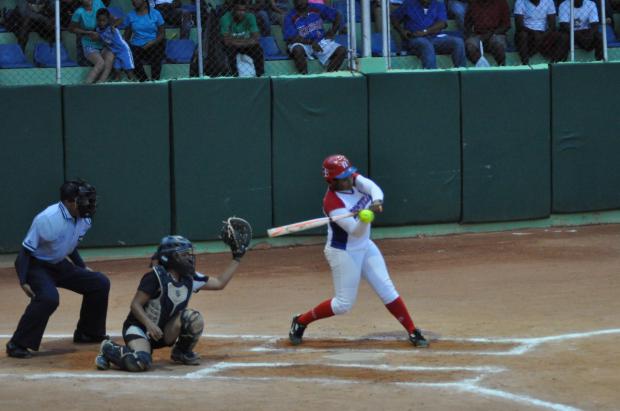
[
  {"xmin": 156, "ymin": 235, "xmax": 196, "ymax": 277},
  {"xmin": 60, "ymin": 180, "xmax": 98, "ymax": 218}
]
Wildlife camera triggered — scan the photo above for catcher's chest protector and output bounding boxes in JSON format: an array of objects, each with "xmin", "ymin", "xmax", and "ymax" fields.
[{"xmin": 144, "ymin": 266, "xmax": 193, "ymax": 330}]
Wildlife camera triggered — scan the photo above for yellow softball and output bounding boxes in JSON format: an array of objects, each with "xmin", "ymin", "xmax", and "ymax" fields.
[{"xmin": 358, "ymin": 209, "xmax": 375, "ymax": 224}]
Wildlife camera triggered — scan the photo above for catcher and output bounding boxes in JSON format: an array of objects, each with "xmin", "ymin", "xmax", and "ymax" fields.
[{"xmin": 94, "ymin": 218, "xmax": 252, "ymax": 372}]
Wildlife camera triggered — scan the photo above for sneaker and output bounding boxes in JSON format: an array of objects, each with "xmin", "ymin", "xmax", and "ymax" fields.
[
  {"xmin": 171, "ymin": 347, "xmax": 201, "ymax": 365},
  {"xmin": 288, "ymin": 314, "xmax": 306, "ymax": 345},
  {"xmin": 409, "ymin": 329, "xmax": 429, "ymax": 348},
  {"xmin": 6, "ymin": 341, "xmax": 32, "ymax": 359},
  {"xmin": 73, "ymin": 330, "xmax": 109, "ymax": 344}
]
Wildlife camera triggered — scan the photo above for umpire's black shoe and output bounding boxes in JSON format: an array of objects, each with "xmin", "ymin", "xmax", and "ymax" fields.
[
  {"xmin": 6, "ymin": 341, "xmax": 32, "ymax": 358},
  {"xmin": 409, "ymin": 329, "xmax": 429, "ymax": 348},
  {"xmin": 289, "ymin": 315, "xmax": 307, "ymax": 346},
  {"xmin": 73, "ymin": 330, "xmax": 109, "ymax": 344}
]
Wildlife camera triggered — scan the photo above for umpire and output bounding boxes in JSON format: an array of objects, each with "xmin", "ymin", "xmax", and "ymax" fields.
[{"xmin": 6, "ymin": 180, "xmax": 110, "ymax": 359}]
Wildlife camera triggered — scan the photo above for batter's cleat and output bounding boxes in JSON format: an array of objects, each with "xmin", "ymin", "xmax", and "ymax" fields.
[
  {"xmin": 409, "ymin": 329, "xmax": 429, "ymax": 348},
  {"xmin": 289, "ymin": 315, "xmax": 307, "ymax": 345},
  {"xmin": 73, "ymin": 329, "xmax": 110, "ymax": 344},
  {"xmin": 171, "ymin": 347, "xmax": 201, "ymax": 365},
  {"xmin": 94, "ymin": 339, "xmax": 111, "ymax": 370},
  {"xmin": 6, "ymin": 341, "xmax": 32, "ymax": 359}
]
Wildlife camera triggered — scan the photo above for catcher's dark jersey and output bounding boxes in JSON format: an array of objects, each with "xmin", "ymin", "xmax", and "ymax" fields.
[{"xmin": 124, "ymin": 266, "xmax": 209, "ymax": 331}]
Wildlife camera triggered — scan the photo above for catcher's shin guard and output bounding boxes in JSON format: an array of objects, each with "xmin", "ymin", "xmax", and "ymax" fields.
[
  {"xmin": 100, "ymin": 339, "xmax": 152, "ymax": 372},
  {"xmin": 172, "ymin": 309, "xmax": 204, "ymax": 365}
]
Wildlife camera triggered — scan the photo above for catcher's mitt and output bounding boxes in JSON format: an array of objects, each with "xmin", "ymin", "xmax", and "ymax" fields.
[{"xmin": 220, "ymin": 217, "xmax": 252, "ymax": 261}]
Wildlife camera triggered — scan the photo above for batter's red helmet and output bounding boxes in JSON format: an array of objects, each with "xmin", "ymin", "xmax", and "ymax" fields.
[{"xmin": 322, "ymin": 154, "xmax": 357, "ymax": 184}]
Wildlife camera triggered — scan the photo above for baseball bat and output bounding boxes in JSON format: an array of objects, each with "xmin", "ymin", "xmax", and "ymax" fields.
[{"xmin": 267, "ymin": 211, "xmax": 357, "ymax": 238}]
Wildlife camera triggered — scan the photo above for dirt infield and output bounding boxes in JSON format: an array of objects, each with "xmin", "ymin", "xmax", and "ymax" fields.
[{"xmin": 1, "ymin": 224, "xmax": 619, "ymax": 411}]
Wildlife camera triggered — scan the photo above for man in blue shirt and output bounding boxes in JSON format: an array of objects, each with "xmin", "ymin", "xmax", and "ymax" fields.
[
  {"xmin": 282, "ymin": 0, "xmax": 346, "ymax": 74},
  {"xmin": 6, "ymin": 180, "xmax": 110, "ymax": 359},
  {"xmin": 391, "ymin": 0, "xmax": 466, "ymax": 69}
]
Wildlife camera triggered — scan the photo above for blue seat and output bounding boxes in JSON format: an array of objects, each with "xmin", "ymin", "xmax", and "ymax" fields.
[
  {"xmin": 0, "ymin": 44, "xmax": 34, "ymax": 68},
  {"xmin": 181, "ymin": 4, "xmax": 197, "ymax": 13},
  {"xmin": 34, "ymin": 43, "xmax": 78, "ymax": 67},
  {"xmin": 259, "ymin": 36, "xmax": 289, "ymax": 60},
  {"xmin": 332, "ymin": 0, "xmax": 361, "ymax": 23},
  {"xmin": 165, "ymin": 39, "xmax": 196, "ymax": 63},
  {"xmin": 371, "ymin": 32, "xmax": 398, "ymax": 56},
  {"xmin": 107, "ymin": 6, "xmax": 127, "ymax": 29},
  {"xmin": 603, "ymin": 25, "xmax": 620, "ymax": 48}
]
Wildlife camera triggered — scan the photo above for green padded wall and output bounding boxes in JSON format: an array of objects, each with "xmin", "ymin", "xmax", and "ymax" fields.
[
  {"xmin": 170, "ymin": 78, "xmax": 272, "ymax": 240},
  {"xmin": 63, "ymin": 83, "xmax": 170, "ymax": 247},
  {"xmin": 0, "ymin": 86, "xmax": 64, "ymax": 253},
  {"xmin": 551, "ymin": 62, "xmax": 620, "ymax": 212},
  {"xmin": 272, "ymin": 75, "xmax": 368, "ymax": 228},
  {"xmin": 461, "ymin": 68, "xmax": 551, "ymax": 222},
  {"xmin": 368, "ymin": 71, "xmax": 461, "ymax": 225}
]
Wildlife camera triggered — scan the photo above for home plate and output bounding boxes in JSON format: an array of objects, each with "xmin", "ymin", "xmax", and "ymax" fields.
[{"xmin": 324, "ymin": 352, "xmax": 386, "ymax": 362}]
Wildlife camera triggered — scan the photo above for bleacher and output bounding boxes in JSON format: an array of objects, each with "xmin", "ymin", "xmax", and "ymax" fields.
[{"xmin": 1, "ymin": 0, "xmax": 619, "ymax": 84}]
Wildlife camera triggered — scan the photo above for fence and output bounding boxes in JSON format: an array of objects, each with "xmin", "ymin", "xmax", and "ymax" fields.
[{"xmin": 0, "ymin": 0, "xmax": 618, "ymax": 83}]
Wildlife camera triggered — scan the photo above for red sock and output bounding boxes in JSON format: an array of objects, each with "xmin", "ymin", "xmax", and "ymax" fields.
[
  {"xmin": 385, "ymin": 296, "xmax": 415, "ymax": 333},
  {"xmin": 298, "ymin": 299, "xmax": 335, "ymax": 326}
]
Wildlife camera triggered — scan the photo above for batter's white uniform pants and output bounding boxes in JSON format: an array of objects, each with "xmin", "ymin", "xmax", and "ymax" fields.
[{"xmin": 324, "ymin": 241, "xmax": 400, "ymax": 315}]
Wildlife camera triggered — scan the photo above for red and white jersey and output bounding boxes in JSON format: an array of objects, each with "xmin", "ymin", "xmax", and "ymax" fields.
[{"xmin": 323, "ymin": 173, "xmax": 384, "ymax": 251}]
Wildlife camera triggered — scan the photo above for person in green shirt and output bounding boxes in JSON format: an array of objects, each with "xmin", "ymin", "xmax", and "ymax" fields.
[{"xmin": 220, "ymin": 0, "xmax": 265, "ymax": 77}]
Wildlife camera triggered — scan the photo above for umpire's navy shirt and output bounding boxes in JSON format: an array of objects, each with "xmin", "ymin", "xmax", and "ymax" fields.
[{"xmin": 22, "ymin": 202, "xmax": 92, "ymax": 263}]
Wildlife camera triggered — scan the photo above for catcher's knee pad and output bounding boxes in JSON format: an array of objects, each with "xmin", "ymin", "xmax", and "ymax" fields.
[
  {"xmin": 121, "ymin": 351, "xmax": 152, "ymax": 372},
  {"xmin": 176, "ymin": 309, "xmax": 204, "ymax": 352}
]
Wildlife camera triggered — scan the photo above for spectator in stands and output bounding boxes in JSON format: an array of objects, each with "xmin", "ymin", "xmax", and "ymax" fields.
[
  {"xmin": 247, "ymin": 0, "xmax": 288, "ymax": 37},
  {"xmin": 70, "ymin": 0, "xmax": 115, "ymax": 83},
  {"xmin": 373, "ymin": 0, "xmax": 404, "ymax": 33},
  {"xmin": 96, "ymin": 8, "xmax": 136, "ymax": 80},
  {"xmin": 464, "ymin": 0, "xmax": 511, "ymax": 65},
  {"xmin": 220, "ymin": 0, "xmax": 265, "ymax": 76},
  {"xmin": 123, "ymin": 0, "xmax": 166, "ymax": 81},
  {"xmin": 446, "ymin": 0, "xmax": 468, "ymax": 31},
  {"xmin": 16, "ymin": 0, "xmax": 54, "ymax": 51},
  {"xmin": 153, "ymin": 0, "xmax": 192, "ymax": 39},
  {"xmin": 283, "ymin": 0, "xmax": 346, "ymax": 74},
  {"xmin": 60, "ymin": 0, "xmax": 82, "ymax": 28},
  {"xmin": 514, "ymin": 0, "xmax": 563, "ymax": 64},
  {"xmin": 558, "ymin": 0, "xmax": 603, "ymax": 60},
  {"xmin": 391, "ymin": 0, "xmax": 467, "ymax": 69}
]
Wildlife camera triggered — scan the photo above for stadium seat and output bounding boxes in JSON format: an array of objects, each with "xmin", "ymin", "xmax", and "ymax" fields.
[
  {"xmin": 332, "ymin": 0, "xmax": 361, "ymax": 23},
  {"xmin": 107, "ymin": 6, "xmax": 128, "ymax": 29},
  {"xmin": 603, "ymin": 25, "xmax": 620, "ymax": 48},
  {"xmin": 165, "ymin": 39, "xmax": 196, "ymax": 63},
  {"xmin": 34, "ymin": 43, "xmax": 78, "ymax": 67},
  {"xmin": 181, "ymin": 4, "xmax": 197, "ymax": 13},
  {"xmin": 0, "ymin": 44, "xmax": 34, "ymax": 68},
  {"xmin": 259, "ymin": 36, "xmax": 289, "ymax": 60},
  {"xmin": 370, "ymin": 32, "xmax": 398, "ymax": 56}
]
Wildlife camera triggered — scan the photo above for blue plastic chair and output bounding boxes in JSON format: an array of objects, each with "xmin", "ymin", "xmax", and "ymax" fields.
[
  {"xmin": 603, "ymin": 25, "xmax": 620, "ymax": 48},
  {"xmin": 259, "ymin": 36, "xmax": 289, "ymax": 60},
  {"xmin": 370, "ymin": 32, "xmax": 398, "ymax": 56},
  {"xmin": 107, "ymin": 6, "xmax": 127, "ymax": 29},
  {"xmin": 181, "ymin": 4, "xmax": 197, "ymax": 13},
  {"xmin": 165, "ymin": 39, "xmax": 196, "ymax": 63},
  {"xmin": 34, "ymin": 43, "xmax": 78, "ymax": 67},
  {"xmin": 332, "ymin": 0, "xmax": 361, "ymax": 23},
  {"xmin": 0, "ymin": 44, "xmax": 34, "ymax": 68}
]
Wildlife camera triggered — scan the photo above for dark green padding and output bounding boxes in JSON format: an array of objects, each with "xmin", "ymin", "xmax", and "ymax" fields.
[
  {"xmin": 272, "ymin": 75, "xmax": 368, "ymax": 230},
  {"xmin": 0, "ymin": 86, "xmax": 64, "ymax": 253},
  {"xmin": 461, "ymin": 68, "xmax": 551, "ymax": 222},
  {"xmin": 170, "ymin": 77, "xmax": 272, "ymax": 240},
  {"xmin": 551, "ymin": 62, "xmax": 620, "ymax": 213},
  {"xmin": 367, "ymin": 71, "xmax": 461, "ymax": 225},
  {"xmin": 63, "ymin": 82, "xmax": 171, "ymax": 247}
]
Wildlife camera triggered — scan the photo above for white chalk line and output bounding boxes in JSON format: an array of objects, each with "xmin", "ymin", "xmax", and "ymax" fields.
[{"xmin": 2, "ymin": 328, "xmax": 618, "ymax": 411}]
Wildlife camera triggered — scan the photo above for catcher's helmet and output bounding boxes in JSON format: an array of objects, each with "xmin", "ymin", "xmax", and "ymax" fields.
[
  {"xmin": 60, "ymin": 180, "xmax": 98, "ymax": 218},
  {"xmin": 156, "ymin": 235, "xmax": 196, "ymax": 277},
  {"xmin": 322, "ymin": 154, "xmax": 357, "ymax": 184}
]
